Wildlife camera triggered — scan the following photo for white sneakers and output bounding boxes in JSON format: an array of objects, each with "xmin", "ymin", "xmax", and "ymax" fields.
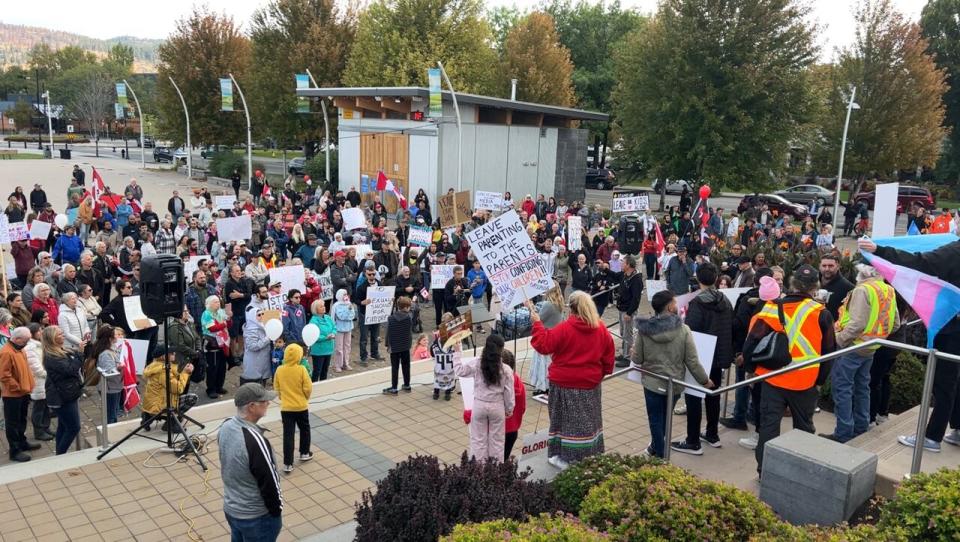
[
  {"xmin": 738, "ymin": 434, "xmax": 758, "ymax": 450},
  {"xmin": 943, "ymin": 429, "xmax": 960, "ymax": 446},
  {"xmin": 547, "ymin": 455, "xmax": 569, "ymax": 470}
]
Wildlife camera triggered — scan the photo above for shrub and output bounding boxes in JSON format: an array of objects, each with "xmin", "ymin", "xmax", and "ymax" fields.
[
  {"xmin": 888, "ymin": 352, "xmax": 924, "ymax": 414},
  {"xmin": 580, "ymin": 465, "xmax": 781, "ymax": 541},
  {"xmin": 878, "ymin": 467, "xmax": 960, "ymax": 540},
  {"xmin": 304, "ymin": 151, "xmax": 338, "ymax": 190},
  {"xmin": 441, "ymin": 513, "xmax": 608, "ymax": 542},
  {"xmin": 354, "ymin": 453, "xmax": 560, "ymax": 542},
  {"xmin": 750, "ymin": 523, "xmax": 908, "ymax": 542},
  {"xmin": 207, "ymin": 151, "xmax": 267, "ymax": 182},
  {"xmin": 552, "ymin": 453, "xmax": 661, "ymax": 513}
]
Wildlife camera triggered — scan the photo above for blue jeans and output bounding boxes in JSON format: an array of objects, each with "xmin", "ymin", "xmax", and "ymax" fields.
[
  {"xmin": 731, "ymin": 365, "xmax": 750, "ymax": 424},
  {"xmin": 225, "ymin": 513, "xmax": 282, "ymax": 542},
  {"xmin": 104, "ymin": 392, "xmax": 122, "ymax": 424},
  {"xmin": 832, "ymin": 351, "xmax": 873, "ymax": 442},
  {"xmin": 358, "ymin": 311, "xmax": 380, "ymax": 361},
  {"xmin": 54, "ymin": 400, "xmax": 81, "ymax": 455},
  {"xmin": 644, "ymin": 388, "xmax": 678, "ymax": 458}
]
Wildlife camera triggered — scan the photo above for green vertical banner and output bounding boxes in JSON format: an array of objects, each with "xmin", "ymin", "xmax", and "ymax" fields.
[
  {"xmin": 428, "ymin": 68, "xmax": 442, "ymax": 119},
  {"xmin": 295, "ymin": 74, "xmax": 310, "ymax": 114},
  {"xmin": 114, "ymin": 103, "xmax": 124, "ymax": 120},
  {"xmin": 116, "ymin": 83, "xmax": 128, "ymax": 109},
  {"xmin": 220, "ymin": 78, "xmax": 234, "ymax": 111}
]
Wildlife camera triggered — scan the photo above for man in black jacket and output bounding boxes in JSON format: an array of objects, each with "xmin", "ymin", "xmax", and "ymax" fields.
[
  {"xmin": 29, "ymin": 184, "xmax": 48, "ymax": 213},
  {"xmin": 671, "ymin": 263, "xmax": 734, "ymax": 455},
  {"xmin": 443, "ymin": 266, "xmax": 470, "ymax": 316},
  {"xmin": 615, "ymin": 255, "xmax": 644, "ymax": 367},
  {"xmin": 329, "ymin": 251, "xmax": 356, "ymax": 299},
  {"xmin": 352, "ymin": 266, "xmax": 384, "ymax": 365},
  {"xmin": 819, "ymin": 255, "xmax": 853, "ymax": 320}
]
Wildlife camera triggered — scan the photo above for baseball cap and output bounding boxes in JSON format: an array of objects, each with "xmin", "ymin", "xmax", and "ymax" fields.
[
  {"xmin": 736, "ymin": 256, "xmax": 751, "ymax": 264},
  {"xmin": 334, "ymin": 250, "xmax": 346, "ymax": 258},
  {"xmin": 234, "ymin": 383, "xmax": 276, "ymax": 407},
  {"xmin": 793, "ymin": 264, "xmax": 819, "ymax": 286}
]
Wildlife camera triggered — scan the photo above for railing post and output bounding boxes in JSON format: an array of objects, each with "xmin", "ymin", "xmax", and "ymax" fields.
[
  {"xmin": 911, "ymin": 349, "xmax": 937, "ymax": 475},
  {"xmin": 99, "ymin": 371, "xmax": 110, "ymax": 450},
  {"xmin": 664, "ymin": 378, "xmax": 674, "ymax": 463}
]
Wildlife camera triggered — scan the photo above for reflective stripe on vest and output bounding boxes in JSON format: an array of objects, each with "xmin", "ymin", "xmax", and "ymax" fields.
[
  {"xmin": 754, "ymin": 298, "xmax": 824, "ymax": 391},
  {"xmin": 838, "ymin": 280, "xmax": 897, "ymax": 348}
]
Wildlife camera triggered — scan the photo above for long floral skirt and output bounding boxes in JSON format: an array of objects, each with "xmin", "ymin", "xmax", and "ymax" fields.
[{"xmin": 547, "ymin": 384, "xmax": 604, "ymax": 463}]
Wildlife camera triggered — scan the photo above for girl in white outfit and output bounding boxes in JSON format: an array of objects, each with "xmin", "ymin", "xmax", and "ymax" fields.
[{"xmin": 455, "ymin": 335, "xmax": 515, "ymax": 462}]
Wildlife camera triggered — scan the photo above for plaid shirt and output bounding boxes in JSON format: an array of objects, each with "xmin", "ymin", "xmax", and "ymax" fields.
[{"xmin": 155, "ymin": 228, "xmax": 176, "ymax": 255}]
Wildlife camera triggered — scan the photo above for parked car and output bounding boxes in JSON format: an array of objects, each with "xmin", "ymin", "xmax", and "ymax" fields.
[
  {"xmin": 775, "ymin": 184, "xmax": 835, "ymax": 205},
  {"xmin": 585, "ymin": 167, "xmax": 616, "ymax": 190},
  {"xmin": 737, "ymin": 194, "xmax": 809, "ymax": 219},
  {"xmin": 153, "ymin": 146, "xmax": 173, "ymax": 163},
  {"xmin": 200, "ymin": 145, "xmax": 229, "ymax": 159},
  {"xmin": 854, "ymin": 185, "xmax": 936, "ymax": 211},
  {"xmin": 173, "ymin": 148, "xmax": 189, "ymax": 164},
  {"xmin": 288, "ymin": 157, "xmax": 307, "ymax": 176},
  {"xmin": 651, "ymin": 179, "xmax": 692, "ymax": 195},
  {"xmin": 143, "ymin": 136, "xmax": 155, "ymax": 148}
]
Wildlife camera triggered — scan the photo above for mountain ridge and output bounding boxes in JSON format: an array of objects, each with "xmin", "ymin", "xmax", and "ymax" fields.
[{"xmin": 0, "ymin": 21, "xmax": 161, "ymax": 72}]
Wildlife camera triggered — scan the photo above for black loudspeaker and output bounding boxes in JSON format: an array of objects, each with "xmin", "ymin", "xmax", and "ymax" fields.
[
  {"xmin": 622, "ymin": 215, "xmax": 641, "ymax": 255},
  {"xmin": 141, "ymin": 254, "xmax": 186, "ymax": 319}
]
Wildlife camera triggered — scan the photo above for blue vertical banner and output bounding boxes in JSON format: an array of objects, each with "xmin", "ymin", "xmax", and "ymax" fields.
[
  {"xmin": 220, "ymin": 78, "xmax": 234, "ymax": 111},
  {"xmin": 295, "ymin": 74, "xmax": 310, "ymax": 113},
  {"xmin": 361, "ymin": 174, "xmax": 369, "ymax": 193},
  {"xmin": 428, "ymin": 68, "xmax": 442, "ymax": 119},
  {"xmin": 114, "ymin": 103, "xmax": 124, "ymax": 120},
  {"xmin": 116, "ymin": 83, "xmax": 128, "ymax": 109}
]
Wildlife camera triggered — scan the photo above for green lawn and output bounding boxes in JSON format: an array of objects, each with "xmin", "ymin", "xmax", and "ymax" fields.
[
  {"xmin": 0, "ymin": 153, "xmax": 44, "ymax": 160},
  {"xmin": 231, "ymin": 149, "xmax": 304, "ymax": 159}
]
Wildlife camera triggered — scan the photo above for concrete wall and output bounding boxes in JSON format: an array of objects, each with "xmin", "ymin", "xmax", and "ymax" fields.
[{"xmin": 554, "ymin": 128, "xmax": 588, "ymax": 204}]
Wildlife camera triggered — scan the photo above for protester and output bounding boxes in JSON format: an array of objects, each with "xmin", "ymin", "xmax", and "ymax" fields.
[
  {"xmin": 432, "ymin": 313, "xmax": 458, "ymax": 400},
  {"xmin": 615, "ymin": 255, "xmax": 644, "ymax": 366},
  {"xmin": 307, "ymin": 301, "xmax": 337, "ymax": 382},
  {"xmin": 2, "ymin": 327, "xmax": 37, "ymax": 462},
  {"xmin": 140, "ymin": 353, "xmax": 194, "ymax": 431},
  {"xmin": 332, "ymin": 290, "xmax": 355, "ymax": 372},
  {"xmin": 384, "ymin": 296, "xmax": 414, "ymax": 394},
  {"xmin": 24, "ymin": 324, "xmax": 52, "ymax": 441},
  {"xmin": 529, "ymin": 286, "xmax": 565, "ymax": 395},
  {"xmin": 274, "ymin": 344, "xmax": 313, "ymax": 473},
  {"xmin": 41, "ymin": 325, "xmax": 82, "ymax": 455},
  {"xmin": 353, "ymin": 266, "xmax": 383, "ymax": 365},
  {"xmin": 93, "ymin": 325, "xmax": 124, "ymax": 424},
  {"xmin": 502, "ymin": 348, "xmax": 526, "ymax": 460},
  {"xmin": 819, "ymin": 254, "xmax": 854, "ymax": 320},
  {"xmin": 201, "ymin": 295, "xmax": 231, "ymax": 399},
  {"xmin": 455, "ymin": 334, "xmax": 515, "ymax": 462},
  {"xmin": 280, "ymin": 289, "xmax": 307, "ymax": 346},
  {"xmin": 241, "ymin": 307, "xmax": 273, "ymax": 387},
  {"xmin": 528, "ymin": 291, "xmax": 615, "ymax": 469}
]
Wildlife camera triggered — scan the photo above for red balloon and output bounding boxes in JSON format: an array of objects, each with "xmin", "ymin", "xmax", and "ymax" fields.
[
  {"xmin": 304, "ymin": 175, "xmax": 311, "ymax": 181},
  {"xmin": 699, "ymin": 185, "xmax": 711, "ymax": 200}
]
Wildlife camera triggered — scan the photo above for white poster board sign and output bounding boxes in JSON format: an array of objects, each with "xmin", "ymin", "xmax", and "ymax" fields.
[
  {"xmin": 354, "ymin": 244, "xmax": 373, "ymax": 264},
  {"xmin": 873, "ymin": 182, "xmax": 899, "ymax": 238},
  {"xmin": 720, "ymin": 287, "xmax": 751, "ymax": 308},
  {"xmin": 519, "ymin": 429, "xmax": 550, "ymax": 461},
  {"xmin": 123, "ymin": 296, "xmax": 157, "ymax": 331},
  {"xmin": 567, "ymin": 216, "xmax": 582, "ymax": 250},
  {"xmin": 465, "ymin": 210, "xmax": 552, "ymax": 310},
  {"xmin": 364, "ymin": 285, "xmax": 395, "ymax": 325},
  {"xmin": 184, "ymin": 255, "xmax": 211, "ymax": 279},
  {"xmin": 9, "ymin": 222, "xmax": 29, "ymax": 242},
  {"xmin": 0, "ymin": 215, "xmax": 8, "ymax": 244},
  {"xmin": 214, "ymin": 195, "xmax": 236, "ymax": 210},
  {"xmin": 627, "ymin": 330, "xmax": 715, "ymax": 398},
  {"xmin": 216, "ymin": 215, "xmax": 252, "ymax": 242},
  {"xmin": 408, "ymin": 225, "xmax": 433, "ymax": 247},
  {"xmin": 29, "ymin": 220, "xmax": 51, "ymax": 240},
  {"xmin": 475, "ymin": 191, "xmax": 504, "ymax": 211},
  {"xmin": 645, "ymin": 280, "xmax": 668, "ymax": 301},
  {"xmin": 269, "ymin": 264, "xmax": 306, "ymax": 296},
  {"xmin": 430, "ymin": 265, "xmax": 456, "ymax": 289},
  {"xmin": 613, "ymin": 194, "xmax": 650, "ymax": 213},
  {"xmin": 126, "ymin": 338, "xmax": 151, "ymax": 375},
  {"xmin": 460, "ymin": 374, "xmax": 474, "ymax": 410},
  {"xmin": 343, "ymin": 208, "xmax": 366, "ymax": 231},
  {"xmin": 318, "ymin": 269, "xmax": 333, "ymax": 301},
  {"xmin": 674, "ymin": 290, "xmax": 699, "ymax": 320}
]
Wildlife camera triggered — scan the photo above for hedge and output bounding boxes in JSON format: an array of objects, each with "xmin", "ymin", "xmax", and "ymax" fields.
[
  {"xmin": 5, "ymin": 134, "xmax": 89, "ymax": 143},
  {"xmin": 552, "ymin": 453, "xmax": 661, "ymax": 513},
  {"xmin": 441, "ymin": 514, "xmax": 608, "ymax": 542}
]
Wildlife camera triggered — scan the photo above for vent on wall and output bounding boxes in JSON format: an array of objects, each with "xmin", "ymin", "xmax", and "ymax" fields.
[{"xmin": 540, "ymin": 128, "xmax": 547, "ymax": 138}]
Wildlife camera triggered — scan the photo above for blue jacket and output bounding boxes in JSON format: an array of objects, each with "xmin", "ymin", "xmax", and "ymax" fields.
[
  {"xmin": 466, "ymin": 268, "xmax": 487, "ymax": 299},
  {"xmin": 52, "ymin": 234, "xmax": 83, "ymax": 265},
  {"xmin": 309, "ymin": 314, "xmax": 337, "ymax": 356},
  {"xmin": 115, "ymin": 203, "xmax": 132, "ymax": 228},
  {"xmin": 281, "ymin": 302, "xmax": 307, "ymax": 344},
  {"xmin": 333, "ymin": 301, "xmax": 355, "ymax": 333},
  {"xmin": 294, "ymin": 244, "xmax": 317, "ymax": 269}
]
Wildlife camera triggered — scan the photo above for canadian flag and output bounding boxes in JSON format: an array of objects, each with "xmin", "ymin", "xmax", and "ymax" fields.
[
  {"xmin": 377, "ymin": 170, "xmax": 408, "ymax": 209},
  {"xmin": 376, "ymin": 170, "xmax": 388, "ymax": 191},
  {"xmin": 262, "ymin": 182, "xmax": 272, "ymax": 199},
  {"xmin": 120, "ymin": 341, "xmax": 141, "ymax": 411},
  {"xmin": 88, "ymin": 167, "xmax": 106, "ymax": 217}
]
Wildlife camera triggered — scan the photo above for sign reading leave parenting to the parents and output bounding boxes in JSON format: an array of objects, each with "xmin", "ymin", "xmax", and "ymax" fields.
[
  {"xmin": 216, "ymin": 215, "xmax": 252, "ymax": 242},
  {"xmin": 364, "ymin": 285, "xmax": 396, "ymax": 325},
  {"xmin": 408, "ymin": 225, "xmax": 433, "ymax": 247},
  {"xmin": 439, "ymin": 190, "xmax": 472, "ymax": 226},
  {"xmin": 465, "ymin": 210, "xmax": 552, "ymax": 310},
  {"xmin": 475, "ymin": 191, "xmax": 503, "ymax": 211},
  {"xmin": 612, "ymin": 193, "xmax": 650, "ymax": 213}
]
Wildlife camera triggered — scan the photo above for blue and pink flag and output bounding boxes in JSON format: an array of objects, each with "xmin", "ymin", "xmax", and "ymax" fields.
[{"xmin": 863, "ymin": 234, "xmax": 960, "ymax": 346}]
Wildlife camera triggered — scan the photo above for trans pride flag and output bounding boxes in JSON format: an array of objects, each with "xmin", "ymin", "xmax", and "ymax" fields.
[{"xmin": 862, "ymin": 234, "xmax": 960, "ymax": 347}]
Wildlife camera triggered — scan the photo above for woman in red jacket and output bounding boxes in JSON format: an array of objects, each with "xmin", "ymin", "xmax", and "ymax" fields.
[{"xmin": 528, "ymin": 291, "xmax": 614, "ymax": 470}]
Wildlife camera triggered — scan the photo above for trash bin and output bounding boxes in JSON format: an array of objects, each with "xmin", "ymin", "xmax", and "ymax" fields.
[
  {"xmin": 59, "ymin": 148, "xmax": 72, "ymax": 160},
  {"xmin": 43, "ymin": 147, "xmax": 52, "ymax": 159}
]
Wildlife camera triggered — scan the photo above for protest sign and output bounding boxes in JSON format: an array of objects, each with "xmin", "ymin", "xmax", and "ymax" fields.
[
  {"xmin": 439, "ymin": 190, "xmax": 472, "ymax": 226},
  {"xmin": 216, "ymin": 215, "xmax": 252, "ymax": 242},
  {"xmin": 343, "ymin": 208, "xmax": 366, "ymax": 230},
  {"xmin": 214, "ymin": 195, "xmax": 235, "ymax": 210},
  {"xmin": 873, "ymin": 182, "xmax": 899, "ymax": 238},
  {"xmin": 460, "ymin": 375, "xmax": 475, "ymax": 410},
  {"xmin": 645, "ymin": 280, "xmax": 668, "ymax": 301},
  {"xmin": 364, "ymin": 285, "xmax": 395, "ymax": 325},
  {"xmin": 354, "ymin": 244, "xmax": 373, "ymax": 264},
  {"xmin": 627, "ymin": 330, "xmax": 715, "ymax": 398},
  {"xmin": 0, "ymin": 215, "xmax": 7, "ymax": 244},
  {"xmin": 567, "ymin": 216, "xmax": 582, "ymax": 250},
  {"xmin": 612, "ymin": 193, "xmax": 650, "ymax": 213},
  {"xmin": 475, "ymin": 191, "xmax": 503, "ymax": 211},
  {"xmin": 29, "ymin": 220, "xmax": 51, "ymax": 241},
  {"xmin": 127, "ymin": 338, "xmax": 151, "ymax": 375},
  {"xmin": 408, "ymin": 225, "xmax": 433, "ymax": 247},
  {"xmin": 430, "ymin": 265, "xmax": 456, "ymax": 289},
  {"xmin": 184, "ymin": 255, "xmax": 211, "ymax": 279},
  {"xmin": 519, "ymin": 429, "xmax": 551, "ymax": 461},
  {"xmin": 123, "ymin": 296, "xmax": 157, "ymax": 331},
  {"xmin": 269, "ymin": 264, "xmax": 306, "ymax": 296},
  {"xmin": 318, "ymin": 269, "xmax": 333, "ymax": 301},
  {"xmin": 465, "ymin": 210, "xmax": 552, "ymax": 310},
  {"xmin": 720, "ymin": 287, "xmax": 751, "ymax": 308},
  {"xmin": 8, "ymin": 222, "xmax": 29, "ymax": 242},
  {"xmin": 439, "ymin": 312, "xmax": 473, "ymax": 348}
]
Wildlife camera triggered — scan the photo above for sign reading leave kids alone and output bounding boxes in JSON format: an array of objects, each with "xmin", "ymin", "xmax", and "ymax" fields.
[{"xmin": 466, "ymin": 210, "xmax": 552, "ymax": 310}]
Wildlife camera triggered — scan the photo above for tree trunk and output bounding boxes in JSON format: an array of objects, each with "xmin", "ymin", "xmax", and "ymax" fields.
[{"xmin": 658, "ymin": 180, "xmax": 667, "ymax": 212}]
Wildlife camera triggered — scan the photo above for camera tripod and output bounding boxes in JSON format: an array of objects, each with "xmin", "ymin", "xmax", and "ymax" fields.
[{"xmin": 97, "ymin": 319, "xmax": 208, "ymax": 470}]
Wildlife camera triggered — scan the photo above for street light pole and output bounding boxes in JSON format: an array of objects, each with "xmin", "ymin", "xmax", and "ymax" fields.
[
  {"xmin": 832, "ymin": 86, "xmax": 858, "ymax": 231},
  {"xmin": 35, "ymin": 68, "xmax": 41, "ymax": 150},
  {"xmin": 437, "ymin": 61, "xmax": 462, "ymax": 191},
  {"xmin": 43, "ymin": 91, "xmax": 53, "ymax": 154},
  {"xmin": 305, "ymin": 69, "xmax": 331, "ymax": 186},
  {"xmin": 168, "ymin": 76, "xmax": 192, "ymax": 178},
  {"xmin": 123, "ymin": 79, "xmax": 146, "ymax": 170},
  {"xmin": 229, "ymin": 73, "xmax": 253, "ymax": 191}
]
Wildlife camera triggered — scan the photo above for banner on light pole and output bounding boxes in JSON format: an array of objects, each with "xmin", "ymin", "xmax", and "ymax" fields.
[
  {"xmin": 295, "ymin": 74, "xmax": 310, "ymax": 113},
  {"xmin": 428, "ymin": 68, "xmax": 442, "ymax": 119},
  {"xmin": 116, "ymin": 83, "xmax": 128, "ymax": 108},
  {"xmin": 114, "ymin": 103, "xmax": 124, "ymax": 120},
  {"xmin": 220, "ymin": 78, "xmax": 234, "ymax": 111}
]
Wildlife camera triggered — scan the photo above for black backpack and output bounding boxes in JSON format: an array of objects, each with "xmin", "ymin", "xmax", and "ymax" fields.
[{"xmin": 751, "ymin": 301, "xmax": 792, "ymax": 369}]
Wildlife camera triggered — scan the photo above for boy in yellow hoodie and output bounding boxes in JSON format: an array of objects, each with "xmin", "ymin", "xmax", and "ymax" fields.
[
  {"xmin": 141, "ymin": 352, "xmax": 194, "ymax": 431},
  {"xmin": 274, "ymin": 344, "xmax": 313, "ymax": 473}
]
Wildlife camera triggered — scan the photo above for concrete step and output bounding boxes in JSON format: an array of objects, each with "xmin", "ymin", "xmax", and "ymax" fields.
[{"xmin": 846, "ymin": 404, "xmax": 960, "ymax": 497}]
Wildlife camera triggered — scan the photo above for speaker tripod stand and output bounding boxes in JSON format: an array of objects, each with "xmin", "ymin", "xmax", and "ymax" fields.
[{"xmin": 97, "ymin": 319, "xmax": 208, "ymax": 470}]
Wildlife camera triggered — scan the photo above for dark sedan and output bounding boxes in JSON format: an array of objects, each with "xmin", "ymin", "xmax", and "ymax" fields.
[
  {"xmin": 153, "ymin": 146, "xmax": 174, "ymax": 163},
  {"xmin": 288, "ymin": 157, "xmax": 306, "ymax": 176},
  {"xmin": 737, "ymin": 194, "xmax": 809, "ymax": 219}
]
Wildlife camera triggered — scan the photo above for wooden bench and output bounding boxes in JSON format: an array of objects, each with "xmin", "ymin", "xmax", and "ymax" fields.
[{"xmin": 0, "ymin": 149, "xmax": 18, "ymax": 159}]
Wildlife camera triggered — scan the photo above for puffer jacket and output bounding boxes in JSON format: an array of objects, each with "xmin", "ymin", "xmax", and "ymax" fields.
[
  {"xmin": 242, "ymin": 314, "xmax": 273, "ymax": 382},
  {"xmin": 25, "ymin": 339, "xmax": 45, "ymax": 401},
  {"xmin": 684, "ymin": 287, "xmax": 734, "ymax": 369},
  {"xmin": 141, "ymin": 360, "xmax": 190, "ymax": 414},
  {"xmin": 632, "ymin": 313, "xmax": 708, "ymax": 395}
]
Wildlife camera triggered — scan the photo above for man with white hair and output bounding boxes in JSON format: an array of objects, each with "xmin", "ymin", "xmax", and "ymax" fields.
[
  {"xmin": 219, "ymin": 383, "xmax": 282, "ymax": 540},
  {"xmin": 58, "ymin": 292, "xmax": 91, "ymax": 353},
  {"xmin": 0, "ymin": 327, "xmax": 37, "ymax": 462},
  {"xmin": 822, "ymin": 264, "xmax": 899, "ymax": 443}
]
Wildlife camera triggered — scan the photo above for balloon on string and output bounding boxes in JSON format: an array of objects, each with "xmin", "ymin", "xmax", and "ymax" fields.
[
  {"xmin": 302, "ymin": 323, "xmax": 320, "ymax": 347},
  {"xmin": 304, "ymin": 175, "xmax": 312, "ymax": 185},
  {"xmin": 54, "ymin": 214, "xmax": 69, "ymax": 229},
  {"xmin": 699, "ymin": 185, "xmax": 711, "ymax": 200},
  {"xmin": 265, "ymin": 319, "xmax": 283, "ymax": 341}
]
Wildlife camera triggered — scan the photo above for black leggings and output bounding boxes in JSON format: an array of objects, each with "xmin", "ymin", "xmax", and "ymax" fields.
[
  {"xmin": 391, "ymin": 351, "xmax": 411, "ymax": 389},
  {"xmin": 870, "ymin": 346, "xmax": 896, "ymax": 421},
  {"xmin": 504, "ymin": 431, "xmax": 519, "ymax": 460},
  {"xmin": 281, "ymin": 410, "xmax": 311, "ymax": 466},
  {"xmin": 311, "ymin": 355, "xmax": 331, "ymax": 382},
  {"xmin": 205, "ymin": 349, "xmax": 228, "ymax": 395},
  {"xmin": 433, "ymin": 291, "xmax": 445, "ymax": 325}
]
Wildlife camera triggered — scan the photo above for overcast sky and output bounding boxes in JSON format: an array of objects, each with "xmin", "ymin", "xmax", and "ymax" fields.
[{"xmin": 1, "ymin": 0, "xmax": 929, "ymax": 60}]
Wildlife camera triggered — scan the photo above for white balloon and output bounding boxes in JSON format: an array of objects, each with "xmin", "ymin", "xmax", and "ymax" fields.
[
  {"xmin": 301, "ymin": 323, "xmax": 320, "ymax": 347},
  {"xmin": 264, "ymin": 319, "xmax": 283, "ymax": 341},
  {"xmin": 54, "ymin": 214, "xmax": 68, "ymax": 229}
]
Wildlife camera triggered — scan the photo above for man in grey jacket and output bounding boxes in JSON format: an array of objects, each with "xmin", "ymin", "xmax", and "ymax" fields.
[
  {"xmin": 219, "ymin": 383, "xmax": 282, "ymax": 541},
  {"xmin": 664, "ymin": 246, "xmax": 695, "ymax": 294}
]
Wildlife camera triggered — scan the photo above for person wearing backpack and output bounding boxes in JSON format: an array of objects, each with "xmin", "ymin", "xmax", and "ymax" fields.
[
  {"xmin": 742, "ymin": 264, "xmax": 836, "ymax": 474},
  {"xmin": 670, "ymin": 263, "xmax": 733, "ymax": 455}
]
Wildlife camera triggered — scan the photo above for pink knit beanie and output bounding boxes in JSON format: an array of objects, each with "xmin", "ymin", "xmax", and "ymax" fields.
[{"xmin": 758, "ymin": 275, "xmax": 781, "ymax": 301}]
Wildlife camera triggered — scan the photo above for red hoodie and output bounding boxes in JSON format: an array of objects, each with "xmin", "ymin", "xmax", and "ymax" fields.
[
  {"xmin": 505, "ymin": 373, "xmax": 526, "ymax": 432},
  {"xmin": 531, "ymin": 316, "xmax": 615, "ymax": 389}
]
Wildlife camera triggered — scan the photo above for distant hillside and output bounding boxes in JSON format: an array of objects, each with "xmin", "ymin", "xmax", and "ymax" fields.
[{"xmin": 0, "ymin": 22, "xmax": 161, "ymax": 72}]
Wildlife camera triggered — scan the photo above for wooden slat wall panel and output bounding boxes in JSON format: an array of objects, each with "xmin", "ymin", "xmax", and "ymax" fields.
[{"xmin": 359, "ymin": 133, "xmax": 409, "ymax": 213}]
